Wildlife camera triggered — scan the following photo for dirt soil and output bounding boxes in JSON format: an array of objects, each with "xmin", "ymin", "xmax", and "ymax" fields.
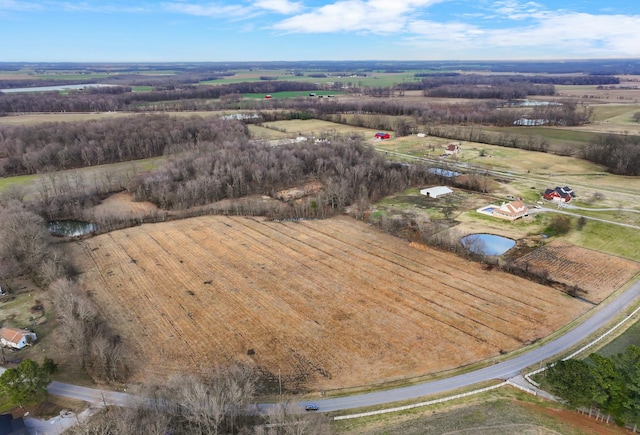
[
  {"xmin": 67, "ymin": 215, "xmax": 592, "ymax": 392},
  {"xmin": 85, "ymin": 191, "xmax": 159, "ymax": 221},
  {"xmin": 519, "ymin": 402, "xmax": 632, "ymax": 435},
  {"xmin": 512, "ymin": 240, "xmax": 640, "ymax": 304}
]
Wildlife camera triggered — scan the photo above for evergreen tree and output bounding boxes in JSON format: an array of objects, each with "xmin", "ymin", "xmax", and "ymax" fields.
[{"xmin": 0, "ymin": 359, "xmax": 51, "ymax": 407}]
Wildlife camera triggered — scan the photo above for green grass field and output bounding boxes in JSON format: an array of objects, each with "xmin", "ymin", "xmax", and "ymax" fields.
[
  {"xmin": 482, "ymin": 125, "xmax": 597, "ymax": 145},
  {"xmin": 597, "ymin": 318, "xmax": 640, "ymax": 357},
  {"xmin": 333, "ymin": 389, "xmax": 597, "ymax": 435},
  {"xmin": 591, "ymin": 104, "xmax": 640, "ymax": 122},
  {"xmin": 201, "ymin": 69, "xmax": 423, "ymax": 88},
  {"xmin": 565, "ymin": 220, "xmax": 640, "ymax": 261}
]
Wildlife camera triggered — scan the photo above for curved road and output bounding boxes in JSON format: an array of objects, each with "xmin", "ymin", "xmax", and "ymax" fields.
[
  {"xmin": 15, "ymin": 277, "xmax": 636, "ymax": 413},
  {"xmin": 281, "ymin": 278, "xmax": 640, "ymax": 412}
]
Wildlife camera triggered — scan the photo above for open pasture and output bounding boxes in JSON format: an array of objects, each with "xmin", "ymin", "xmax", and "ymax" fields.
[
  {"xmin": 70, "ymin": 215, "xmax": 591, "ymax": 391},
  {"xmin": 259, "ymin": 119, "xmax": 380, "ymax": 138}
]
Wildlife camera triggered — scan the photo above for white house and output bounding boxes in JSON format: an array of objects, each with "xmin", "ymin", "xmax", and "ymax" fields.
[
  {"xmin": 420, "ymin": 186, "xmax": 453, "ymax": 198},
  {"xmin": 0, "ymin": 327, "xmax": 37, "ymax": 350}
]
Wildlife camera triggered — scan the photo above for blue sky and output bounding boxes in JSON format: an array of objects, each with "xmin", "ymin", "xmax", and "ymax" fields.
[{"xmin": 1, "ymin": 0, "xmax": 639, "ymax": 62}]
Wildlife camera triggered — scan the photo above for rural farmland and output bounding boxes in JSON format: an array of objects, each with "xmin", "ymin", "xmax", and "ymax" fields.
[{"xmin": 69, "ymin": 215, "xmax": 592, "ymax": 391}]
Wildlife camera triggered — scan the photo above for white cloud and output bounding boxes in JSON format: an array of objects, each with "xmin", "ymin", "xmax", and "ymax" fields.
[
  {"xmin": 406, "ymin": 11, "xmax": 640, "ymax": 59},
  {"xmin": 0, "ymin": 0, "xmax": 43, "ymax": 11},
  {"xmin": 58, "ymin": 2, "xmax": 146, "ymax": 13},
  {"xmin": 273, "ymin": 0, "xmax": 443, "ymax": 33},
  {"xmin": 253, "ymin": 0, "xmax": 301, "ymax": 14},
  {"xmin": 162, "ymin": 2, "xmax": 249, "ymax": 18},
  {"xmin": 490, "ymin": 0, "xmax": 546, "ymax": 20}
]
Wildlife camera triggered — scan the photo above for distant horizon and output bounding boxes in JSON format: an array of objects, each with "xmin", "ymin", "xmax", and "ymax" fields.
[
  {"xmin": 1, "ymin": 0, "xmax": 638, "ymax": 62},
  {"xmin": 2, "ymin": 58, "xmax": 640, "ymax": 66}
]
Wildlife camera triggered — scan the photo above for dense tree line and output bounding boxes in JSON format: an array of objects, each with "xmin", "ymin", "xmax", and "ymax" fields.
[
  {"xmin": 50, "ymin": 278, "xmax": 129, "ymax": 383},
  {"xmin": 0, "ymin": 114, "xmax": 249, "ymax": 176},
  {"xmin": 0, "ymin": 80, "xmax": 320, "ymax": 113},
  {"xmin": 0, "ymin": 200, "xmax": 69, "ymax": 285},
  {"xmin": 581, "ymin": 134, "xmax": 640, "ymax": 176},
  {"xmin": 396, "ymin": 74, "xmax": 556, "ymax": 95},
  {"xmin": 129, "ymin": 136, "xmax": 434, "ymax": 215},
  {"xmin": 409, "ymin": 73, "xmax": 618, "ymax": 87},
  {"xmin": 424, "ymin": 83, "xmax": 554, "ymax": 99},
  {"xmin": 544, "ymin": 346, "xmax": 640, "ymax": 427}
]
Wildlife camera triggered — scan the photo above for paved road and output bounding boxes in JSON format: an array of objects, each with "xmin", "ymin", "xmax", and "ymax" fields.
[
  {"xmin": 2, "ymin": 278, "xmax": 638, "ymax": 413},
  {"xmin": 268, "ymin": 278, "xmax": 640, "ymax": 412},
  {"xmin": 48, "ymin": 381, "xmax": 132, "ymax": 407}
]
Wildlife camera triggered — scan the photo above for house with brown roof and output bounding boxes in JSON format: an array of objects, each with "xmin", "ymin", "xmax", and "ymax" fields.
[
  {"xmin": 492, "ymin": 200, "xmax": 529, "ymax": 221},
  {"xmin": 0, "ymin": 327, "xmax": 36, "ymax": 350},
  {"xmin": 444, "ymin": 142, "xmax": 462, "ymax": 155}
]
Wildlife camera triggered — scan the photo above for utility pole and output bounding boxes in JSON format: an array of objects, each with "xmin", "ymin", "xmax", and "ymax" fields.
[{"xmin": 278, "ymin": 369, "xmax": 282, "ymax": 396}]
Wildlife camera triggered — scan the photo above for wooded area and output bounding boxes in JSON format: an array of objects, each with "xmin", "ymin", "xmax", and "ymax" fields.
[{"xmin": 544, "ymin": 345, "xmax": 640, "ymax": 427}]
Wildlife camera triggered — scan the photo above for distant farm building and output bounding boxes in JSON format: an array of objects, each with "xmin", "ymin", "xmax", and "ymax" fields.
[
  {"xmin": 0, "ymin": 327, "xmax": 37, "ymax": 350},
  {"xmin": 420, "ymin": 186, "xmax": 453, "ymax": 198},
  {"xmin": 444, "ymin": 142, "xmax": 462, "ymax": 155},
  {"xmin": 543, "ymin": 186, "xmax": 576, "ymax": 202},
  {"xmin": 514, "ymin": 118, "xmax": 549, "ymax": 126},
  {"xmin": 220, "ymin": 113, "xmax": 261, "ymax": 121}
]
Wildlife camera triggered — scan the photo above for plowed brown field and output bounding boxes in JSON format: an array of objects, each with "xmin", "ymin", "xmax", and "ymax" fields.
[
  {"xmin": 70, "ymin": 216, "xmax": 592, "ymax": 391},
  {"xmin": 513, "ymin": 240, "xmax": 640, "ymax": 304}
]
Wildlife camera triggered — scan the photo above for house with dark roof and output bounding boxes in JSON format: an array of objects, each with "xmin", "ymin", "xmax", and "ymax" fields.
[
  {"xmin": 0, "ymin": 328, "xmax": 37, "ymax": 350},
  {"xmin": 543, "ymin": 186, "xmax": 576, "ymax": 202},
  {"xmin": 0, "ymin": 414, "xmax": 27, "ymax": 435}
]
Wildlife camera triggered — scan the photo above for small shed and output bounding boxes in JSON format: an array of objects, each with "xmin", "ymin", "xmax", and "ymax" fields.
[
  {"xmin": 0, "ymin": 327, "xmax": 37, "ymax": 350},
  {"xmin": 420, "ymin": 186, "xmax": 453, "ymax": 198}
]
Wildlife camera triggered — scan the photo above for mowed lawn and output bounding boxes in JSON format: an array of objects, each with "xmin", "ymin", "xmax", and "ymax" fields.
[{"xmin": 68, "ymin": 215, "xmax": 590, "ymax": 391}]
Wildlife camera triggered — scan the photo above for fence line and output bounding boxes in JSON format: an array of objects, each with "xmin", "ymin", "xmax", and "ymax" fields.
[
  {"xmin": 525, "ymin": 303, "xmax": 640, "ymax": 387},
  {"xmin": 333, "ymin": 383, "xmax": 507, "ymax": 421},
  {"xmin": 505, "ymin": 380, "xmax": 537, "ymax": 396}
]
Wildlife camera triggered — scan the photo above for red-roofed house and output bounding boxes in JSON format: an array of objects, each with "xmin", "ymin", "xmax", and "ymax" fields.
[
  {"xmin": 0, "ymin": 327, "xmax": 37, "ymax": 350},
  {"xmin": 543, "ymin": 186, "xmax": 575, "ymax": 202},
  {"xmin": 493, "ymin": 200, "xmax": 529, "ymax": 221},
  {"xmin": 444, "ymin": 142, "xmax": 462, "ymax": 155}
]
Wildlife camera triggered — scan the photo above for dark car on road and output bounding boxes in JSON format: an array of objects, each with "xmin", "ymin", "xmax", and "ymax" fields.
[{"xmin": 304, "ymin": 403, "xmax": 319, "ymax": 411}]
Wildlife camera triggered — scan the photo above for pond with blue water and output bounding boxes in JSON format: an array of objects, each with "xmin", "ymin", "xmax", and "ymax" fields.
[{"xmin": 461, "ymin": 233, "xmax": 515, "ymax": 256}]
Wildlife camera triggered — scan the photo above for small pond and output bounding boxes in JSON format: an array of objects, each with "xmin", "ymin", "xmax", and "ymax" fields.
[
  {"xmin": 48, "ymin": 220, "xmax": 97, "ymax": 237},
  {"xmin": 461, "ymin": 233, "xmax": 515, "ymax": 256}
]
